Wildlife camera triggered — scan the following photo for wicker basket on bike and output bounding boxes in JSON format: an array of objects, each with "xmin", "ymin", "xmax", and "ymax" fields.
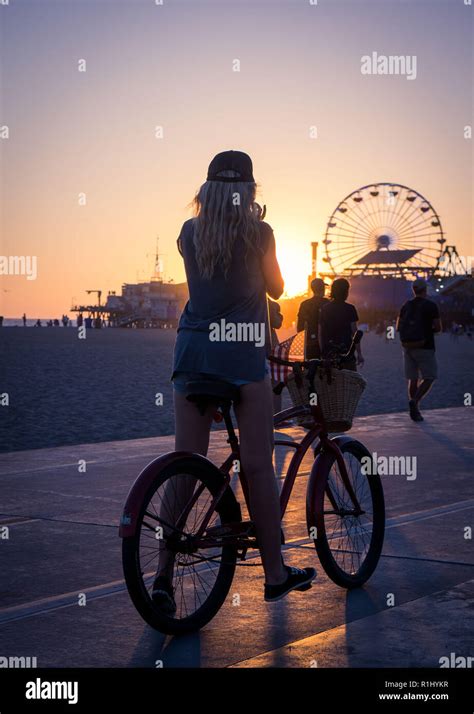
[
  {"xmin": 287, "ymin": 363, "xmax": 366, "ymax": 432},
  {"xmin": 272, "ymin": 332, "xmax": 366, "ymax": 432}
]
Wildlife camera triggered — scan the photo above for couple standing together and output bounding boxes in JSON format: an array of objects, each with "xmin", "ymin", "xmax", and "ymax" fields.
[{"xmin": 299, "ymin": 276, "xmax": 441, "ymax": 423}]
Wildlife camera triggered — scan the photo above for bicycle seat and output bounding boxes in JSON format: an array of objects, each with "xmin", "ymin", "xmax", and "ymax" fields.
[{"xmin": 185, "ymin": 379, "xmax": 241, "ymax": 414}]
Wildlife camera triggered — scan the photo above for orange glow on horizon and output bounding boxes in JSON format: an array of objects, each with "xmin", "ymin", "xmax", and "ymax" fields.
[{"xmin": 1, "ymin": 2, "xmax": 471, "ymax": 318}]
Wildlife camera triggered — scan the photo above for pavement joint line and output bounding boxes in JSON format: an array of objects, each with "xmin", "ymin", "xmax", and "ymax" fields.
[
  {"xmin": 2, "ymin": 530, "xmax": 473, "ymax": 627},
  {"xmin": 384, "ymin": 498, "xmax": 474, "ymax": 527},
  {"xmin": 0, "ymin": 437, "xmax": 235, "ymax": 477},
  {"xmin": 0, "ymin": 514, "xmax": 119, "ymax": 529},
  {"xmin": 390, "ymin": 498, "xmax": 470, "ymax": 518},
  {"xmin": 0, "ymin": 580, "xmax": 131, "ymax": 625},
  {"xmin": 0, "ymin": 456, "xmax": 311, "ymax": 480},
  {"xmin": 30, "ymin": 489, "xmax": 123, "ymax": 504},
  {"xmin": 1, "ymin": 540, "xmax": 472, "ymax": 628},
  {"xmin": 1, "ymin": 493, "xmax": 472, "ymax": 532},
  {"xmin": 1, "ymin": 496, "xmax": 473, "ymax": 624},
  {"xmin": 0, "ymin": 406, "xmax": 467, "ymax": 476},
  {"xmin": 0, "ymin": 516, "xmax": 38, "ymax": 527},
  {"xmin": 0, "ymin": 453, "xmax": 173, "ymax": 478},
  {"xmin": 226, "ymin": 575, "xmax": 474, "ymax": 669},
  {"xmin": 291, "ymin": 542, "xmax": 474, "ymax": 568}
]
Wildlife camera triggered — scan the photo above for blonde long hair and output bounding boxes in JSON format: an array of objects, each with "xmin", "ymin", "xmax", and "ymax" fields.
[{"xmin": 190, "ymin": 169, "xmax": 262, "ymax": 279}]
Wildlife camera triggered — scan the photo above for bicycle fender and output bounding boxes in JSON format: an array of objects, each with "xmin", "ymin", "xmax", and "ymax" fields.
[
  {"xmin": 307, "ymin": 435, "xmax": 370, "ymax": 517},
  {"xmin": 328, "ymin": 434, "xmax": 371, "ymax": 456},
  {"xmin": 119, "ymin": 451, "xmax": 226, "ymax": 538}
]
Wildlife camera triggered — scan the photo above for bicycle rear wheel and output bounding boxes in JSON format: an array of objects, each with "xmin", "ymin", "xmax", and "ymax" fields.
[
  {"xmin": 307, "ymin": 439, "xmax": 385, "ymax": 588},
  {"xmin": 122, "ymin": 456, "xmax": 240, "ymax": 634}
]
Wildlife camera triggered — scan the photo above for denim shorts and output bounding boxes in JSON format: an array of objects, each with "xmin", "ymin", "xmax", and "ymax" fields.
[{"xmin": 172, "ymin": 371, "xmax": 253, "ymax": 394}]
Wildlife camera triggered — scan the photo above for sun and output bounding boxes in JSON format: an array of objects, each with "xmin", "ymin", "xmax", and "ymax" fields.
[{"xmin": 275, "ymin": 240, "xmax": 311, "ymax": 298}]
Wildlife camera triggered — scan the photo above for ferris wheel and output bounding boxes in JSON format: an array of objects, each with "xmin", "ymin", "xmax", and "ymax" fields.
[{"xmin": 322, "ymin": 183, "xmax": 445, "ymax": 278}]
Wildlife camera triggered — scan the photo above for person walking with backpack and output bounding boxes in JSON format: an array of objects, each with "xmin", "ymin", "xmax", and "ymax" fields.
[{"xmin": 396, "ymin": 278, "xmax": 442, "ymax": 422}]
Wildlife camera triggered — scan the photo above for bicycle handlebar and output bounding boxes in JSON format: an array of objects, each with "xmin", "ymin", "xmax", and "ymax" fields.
[{"xmin": 269, "ymin": 329, "xmax": 363, "ymax": 370}]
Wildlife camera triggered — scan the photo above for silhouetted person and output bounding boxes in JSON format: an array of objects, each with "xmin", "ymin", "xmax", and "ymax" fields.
[
  {"xmin": 22, "ymin": 313, "xmax": 27, "ymax": 327},
  {"xmin": 297, "ymin": 278, "xmax": 329, "ymax": 359},
  {"xmin": 396, "ymin": 278, "xmax": 441, "ymax": 422},
  {"xmin": 319, "ymin": 278, "xmax": 364, "ymax": 369},
  {"xmin": 164, "ymin": 149, "xmax": 315, "ymax": 604}
]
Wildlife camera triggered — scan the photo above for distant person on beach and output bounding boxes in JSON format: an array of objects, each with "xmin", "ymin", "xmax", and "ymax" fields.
[
  {"xmin": 319, "ymin": 278, "xmax": 364, "ymax": 369},
  {"xmin": 397, "ymin": 278, "xmax": 441, "ymax": 422},
  {"xmin": 35, "ymin": 319, "xmax": 42, "ymax": 327},
  {"xmin": 450, "ymin": 321, "xmax": 460, "ymax": 342},
  {"xmin": 297, "ymin": 278, "xmax": 328, "ymax": 359},
  {"xmin": 154, "ymin": 150, "xmax": 315, "ymax": 609},
  {"xmin": 22, "ymin": 313, "xmax": 27, "ymax": 327}
]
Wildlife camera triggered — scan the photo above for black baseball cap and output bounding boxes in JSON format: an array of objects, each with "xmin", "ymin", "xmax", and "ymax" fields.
[{"xmin": 206, "ymin": 150, "xmax": 255, "ymax": 183}]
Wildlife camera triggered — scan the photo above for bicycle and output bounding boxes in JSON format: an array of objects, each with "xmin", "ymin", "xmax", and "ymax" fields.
[{"xmin": 120, "ymin": 331, "xmax": 385, "ymax": 634}]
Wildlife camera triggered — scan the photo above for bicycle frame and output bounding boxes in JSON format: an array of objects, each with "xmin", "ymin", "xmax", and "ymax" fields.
[
  {"xmin": 216, "ymin": 400, "xmax": 363, "ymax": 532},
  {"xmin": 120, "ymin": 329, "xmax": 383, "ymax": 638},
  {"xmin": 120, "ymin": 330, "xmax": 365, "ymax": 544},
  {"xmin": 119, "ymin": 399, "xmax": 363, "ymax": 549}
]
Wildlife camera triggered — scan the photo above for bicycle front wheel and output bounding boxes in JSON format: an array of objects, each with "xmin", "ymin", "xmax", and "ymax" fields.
[
  {"xmin": 307, "ymin": 438, "xmax": 385, "ymax": 588},
  {"xmin": 122, "ymin": 456, "xmax": 240, "ymax": 634}
]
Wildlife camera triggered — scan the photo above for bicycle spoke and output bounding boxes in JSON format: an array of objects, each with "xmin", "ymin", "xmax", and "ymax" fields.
[
  {"xmin": 323, "ymin": 451, "xmax": 376, "ymax": 575},
  {"xmin": 135, "ymin": 469, "xmax": 230, "ymax": 623}
]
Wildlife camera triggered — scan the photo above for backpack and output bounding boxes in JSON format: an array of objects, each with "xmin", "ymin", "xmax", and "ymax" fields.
[{"xmin": 399, "ymin": 300, "xmax": 426, "ymax": 349}]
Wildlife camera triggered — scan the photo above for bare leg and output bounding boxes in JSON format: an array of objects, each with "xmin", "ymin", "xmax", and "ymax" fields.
[
  {"xmin": 413, "ymin": 379, "xmax": 434, "ymax": 405},
  {"xmin": 173, "ymin": 390, "xmax": 215, "ymax": 454},
  {"xmin": 234, "ymin": 376, "xmax": 286, "ymax": 586},
  {"xmin": 408, "ymin": 379, "xmax": 418, "ymax": 401},
  {"xmin": 156, "ymin": 392, "xmax": 215, "ymax": 578}
]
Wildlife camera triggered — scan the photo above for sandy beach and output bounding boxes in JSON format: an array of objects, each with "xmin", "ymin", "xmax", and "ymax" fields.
[{"xmin": 1, "ymin": 327, "xmax": 473, "ymax": 452}]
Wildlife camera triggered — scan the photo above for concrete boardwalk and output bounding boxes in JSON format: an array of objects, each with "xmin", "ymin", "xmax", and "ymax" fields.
[{"xmin": 1, "ymin": 408, "xmax": 473, "ymax": 668}]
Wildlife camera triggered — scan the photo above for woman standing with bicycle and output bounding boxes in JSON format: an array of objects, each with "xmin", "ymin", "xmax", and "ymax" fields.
[{"xmin": 153, "ymin": 151, "xmax": 316, "ymax": 607}]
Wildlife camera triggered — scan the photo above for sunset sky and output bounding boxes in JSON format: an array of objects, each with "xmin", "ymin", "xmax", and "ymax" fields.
[{"xmin": 1, "ymin": 0, "xmax": 472, "ymax": 318}]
